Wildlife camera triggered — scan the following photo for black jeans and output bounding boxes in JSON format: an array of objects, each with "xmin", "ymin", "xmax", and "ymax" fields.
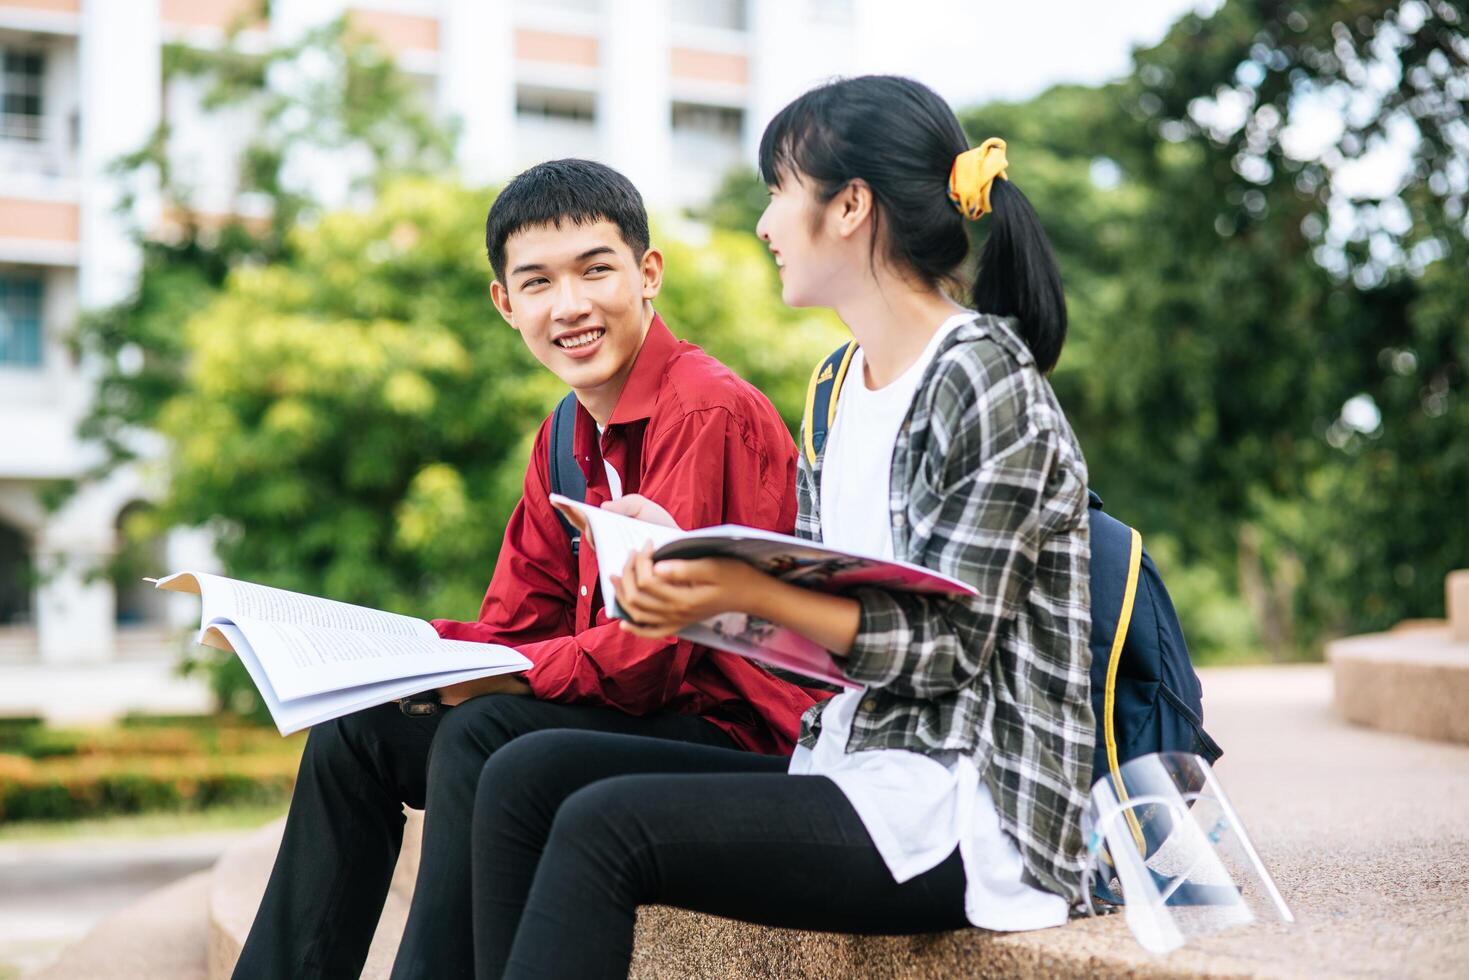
[
  {"xmin": 472, "ymin": 730, "xmax": 969, "ymax": 980},
  {"xmin": 230, "ymin": 696, "xmax": 735, "ymax": 980}
]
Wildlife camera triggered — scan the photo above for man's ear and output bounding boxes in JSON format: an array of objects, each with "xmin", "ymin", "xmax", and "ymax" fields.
[
  {"xmin": 639, "ymin": 247, "xmax": 665, "ymax": 301},
  {"xmin": 834, "ymin": 179, "xmax": 873, "ymax": 241},
  {"xmin": 489, "ymin": 279, "xmax": 518, "ymax": 328}
]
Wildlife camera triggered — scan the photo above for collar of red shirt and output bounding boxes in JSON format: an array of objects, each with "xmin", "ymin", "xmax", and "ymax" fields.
[
  {"xmin": 607, "ymin": 311, "xmax": 679, "ymax": 426},
  {"xmin": 571, "ymin": 311, "xmax": 680, "ymax": 477}
]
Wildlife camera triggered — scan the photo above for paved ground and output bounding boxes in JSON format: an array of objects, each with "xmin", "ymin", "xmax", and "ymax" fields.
[
  {"xmin": 1015, "ymin": 664, "xmax": 1469, "ymax": 977},
  {"xmin": 0, "ymin": 833, "xmax": 243, "ymax": 976}
]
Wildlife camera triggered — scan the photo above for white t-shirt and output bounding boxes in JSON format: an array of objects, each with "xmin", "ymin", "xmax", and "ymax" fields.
[
  {"xmin": 595, "ymin": 423, "xmax": 623, "ymax": 500},
  {"xmin": 791, "ymin": 311, "xmax": 1069, "ymax": 932}
]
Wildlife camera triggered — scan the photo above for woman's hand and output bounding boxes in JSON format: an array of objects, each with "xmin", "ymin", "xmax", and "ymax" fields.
[{"xmin": 613, "ymin": 546, "xmax": 760, "ymax": 638}]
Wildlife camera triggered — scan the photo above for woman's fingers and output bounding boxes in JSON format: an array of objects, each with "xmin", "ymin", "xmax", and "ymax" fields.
[{"xmin": 614, "ymin": 545, "xmax": 680, "ymax": 623}]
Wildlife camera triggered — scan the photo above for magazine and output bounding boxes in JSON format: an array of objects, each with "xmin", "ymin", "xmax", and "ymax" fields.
[
  {"xmin": 549, "ymin": 495, "xmax": 977, "ymax": 688},
  {"xmin": 152, "ymin": 571, "xmax": 531, "ymax": 735}
]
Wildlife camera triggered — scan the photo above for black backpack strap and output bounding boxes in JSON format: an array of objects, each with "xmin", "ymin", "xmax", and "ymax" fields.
[
  {"xmin": 547, "ymin": 391, "xmax": 586, "ymax": 556},
  {"xmin": 801, "ymin": 341, "xmax": 858, "ymax": 465}
]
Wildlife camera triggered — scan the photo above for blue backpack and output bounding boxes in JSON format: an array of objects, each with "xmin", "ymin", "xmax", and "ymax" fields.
[{"xmin": 800, "ymin": 343, "xmax": 1222, "ymax": 797}]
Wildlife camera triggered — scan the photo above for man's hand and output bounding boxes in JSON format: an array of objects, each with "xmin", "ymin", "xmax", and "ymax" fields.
[
  {"xmin": 601, "ymin": 494, "xmax": 681, "ymax": 529},
  {"xmin": 437, "ymin": 672, "xmax": 532, "ymax": 706},
  {"xmin": 612, "ymin": 544, "xmax": 763, "ymax": 638}
]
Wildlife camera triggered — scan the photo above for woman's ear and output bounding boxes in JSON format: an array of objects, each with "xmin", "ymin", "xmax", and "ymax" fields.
[
  {"xmin": 834, "ymin": 179, "xmax": 874, "ymax": 240},
  {"xmin": 640, "ymin": 247, "xmax": 665, "ymax": 300}
]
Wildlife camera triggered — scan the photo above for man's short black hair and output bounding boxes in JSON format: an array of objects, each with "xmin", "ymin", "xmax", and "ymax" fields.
[{"xmin": 485, "ymin": 159, "xmax": 651, "ymax": 282}]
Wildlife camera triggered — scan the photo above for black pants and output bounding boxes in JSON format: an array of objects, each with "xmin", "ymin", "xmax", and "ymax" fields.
[
  {"xmin": 472, "ymin": 730, "xmax": 970, "ymax": 980},
  {"xmin": 231, "ymin": 696, "xmax": 735, "ymax": 980}
]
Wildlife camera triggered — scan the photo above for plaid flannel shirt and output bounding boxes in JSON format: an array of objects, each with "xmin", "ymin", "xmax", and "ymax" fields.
[{"xmin": 796, "ymin": 314, "xmax": 1094, "ymax": 903}]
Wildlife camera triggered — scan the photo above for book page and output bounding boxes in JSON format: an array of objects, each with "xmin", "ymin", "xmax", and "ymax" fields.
[
  {"xmin": 157, "ymin": 571, "xmax": 434, "ymax": 639},
  {"xmin": 220, "ymin": 618, "xmax": 531, "ymax": 702},
  {"xmin": 681, "ymin": 618, "xmax": 859, "ymax": 689},
  {"xmin": 214, "ymin": 623, "xmax": 536, "ymax": 736},
  {"xmin": 662, "ymin": 529, "xmax": 976, "ymax": 597}
]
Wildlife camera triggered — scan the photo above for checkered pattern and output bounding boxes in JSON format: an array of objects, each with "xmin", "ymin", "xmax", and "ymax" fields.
[{"xmin": 797, "ymin": 315, "xmax": 1095, "ymax": 903}]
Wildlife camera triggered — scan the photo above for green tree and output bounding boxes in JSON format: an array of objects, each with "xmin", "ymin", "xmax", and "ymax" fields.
[
  {"xmin": 78, "ymin": 14, "xmax": 454, "ymax": 469},
  {"xmin": 963, "ymin": 0, "xmax": 1467, "ymax": 657}
]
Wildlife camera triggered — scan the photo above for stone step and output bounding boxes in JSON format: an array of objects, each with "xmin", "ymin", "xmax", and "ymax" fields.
[
  {"xmin": 29, "ymin": 869, "xmax": 212, "ymax": 980},
  {"xmin": 1328, "ymin": 624, "xmax": 1469, "ymax": 744},
  {"xmin": 206, "ymin": 812, "xmax": 423, "ymax": 980}
]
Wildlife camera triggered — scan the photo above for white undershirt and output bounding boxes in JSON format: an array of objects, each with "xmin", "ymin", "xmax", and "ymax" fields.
[
  {"xmin": 790, "ymin": 311, "xmax": 1069, "ymax": 931},
  {"xmin": 595, "ymin": 423, "xmax": 623, "ymax": 500}
]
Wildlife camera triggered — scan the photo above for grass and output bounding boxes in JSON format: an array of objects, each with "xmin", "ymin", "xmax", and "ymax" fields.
[{"xmin": 0, "ymin": 801, "xmax": 289, "ymax": 843}]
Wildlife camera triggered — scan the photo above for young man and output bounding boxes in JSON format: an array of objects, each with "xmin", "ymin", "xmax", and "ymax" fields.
[{"xmin": 232, "ymin": 160, "xmax": 826, "ymax": 980}]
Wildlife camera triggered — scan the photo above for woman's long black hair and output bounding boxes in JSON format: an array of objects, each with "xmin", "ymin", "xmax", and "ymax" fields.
[{"xmin": 757, "ymin": 75, "xmax": 1067, "ymax": 373}]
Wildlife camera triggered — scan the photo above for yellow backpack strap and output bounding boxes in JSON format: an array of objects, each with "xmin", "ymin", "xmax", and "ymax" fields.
[
  {"xmin": 802, "ymin": 341, "xmax": 858, "ymax": 465},
  {"xmin": 1104, "ymin": 526, "xmax": 1147, "ymax": 855}
]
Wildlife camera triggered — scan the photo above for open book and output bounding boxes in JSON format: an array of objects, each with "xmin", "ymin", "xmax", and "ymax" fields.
[
  {"xmin": 549, "ymin": 495, "xmax": 978, "ymax": 689},
  {"xmin": 153, "ymin": 572, "xmax": 531, "ymax": 735}
]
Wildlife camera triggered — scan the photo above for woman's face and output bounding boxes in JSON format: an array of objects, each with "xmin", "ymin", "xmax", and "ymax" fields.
[{"xmin": 755, "ymin": 171, "xmax": 851, "ymax": 309}]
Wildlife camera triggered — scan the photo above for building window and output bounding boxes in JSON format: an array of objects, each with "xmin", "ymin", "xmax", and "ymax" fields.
[
  {"xmin": 671, "ymin": 103, "xmax": 745, "ymax": 204},
  {"xmin": 515, "ymin": 86, "xmax": 599, "ymax": 168},
  {"xmin": 671, "ymin": 102, "xmax": 743, "ymax": 141},
  {"xmin": 0, "ymin": 275, "xmax": 43, "ymax": 368},
  {"xmin": 1, "ymin": 48, "xmax": 45, "ymax": 142},
  {"xmin": 516, "ymin": 86, "xmax": 596, "ymax": 123},
  {"xmin": 0, "ymin": 519, "xmax": 31, "ymax": 626},
  {"xmin": 672, "ymin": 0, "xmax": 747, "ymax": 32}
]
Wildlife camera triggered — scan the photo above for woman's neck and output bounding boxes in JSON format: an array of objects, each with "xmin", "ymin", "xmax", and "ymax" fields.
[{"xmin": 833, "ymin": 274, "xmax": 968, "ymax": 390}]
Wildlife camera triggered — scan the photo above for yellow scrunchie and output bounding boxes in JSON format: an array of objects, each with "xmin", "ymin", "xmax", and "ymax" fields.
[{"xmin": 947, "ymin": 137, "xmax": 1009, "ymax": 220}]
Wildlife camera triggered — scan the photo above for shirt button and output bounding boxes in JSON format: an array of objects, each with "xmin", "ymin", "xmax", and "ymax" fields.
[
  {"xmin": 893, "ymin": 513, "xmax": 907, "ymax": 527},
  {"xmin": 861, "ymin": 697, "xmax": 878, "ymax": 712},
  {"xmin": 580, "ymin": 586, "xmax": 588, "ymax": 597}
]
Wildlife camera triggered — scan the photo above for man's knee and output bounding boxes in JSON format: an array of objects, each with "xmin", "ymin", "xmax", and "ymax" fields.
[
  {"xmin": 301, "ymin": 703, "xmax": 394, "ymax": 773},
  {"xmin": 430, "ymin": 694, "xmax": 546, "ymax": 779}
]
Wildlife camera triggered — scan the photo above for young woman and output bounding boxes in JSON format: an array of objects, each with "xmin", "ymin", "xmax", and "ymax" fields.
[{"xmin": 465, "ymin": 75, "xmax": 1093, "ymax": 979}]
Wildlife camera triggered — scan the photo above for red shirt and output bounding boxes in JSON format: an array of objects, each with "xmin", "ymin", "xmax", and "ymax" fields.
[{"xmin": 433, "ymin": 314, "xmax": 829, "ymax": 754}]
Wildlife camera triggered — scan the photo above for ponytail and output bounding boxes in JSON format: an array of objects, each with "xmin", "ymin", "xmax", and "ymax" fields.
[{"xmin": 971, "ymin": 179, "xmax": 1067, "ymax": 374}]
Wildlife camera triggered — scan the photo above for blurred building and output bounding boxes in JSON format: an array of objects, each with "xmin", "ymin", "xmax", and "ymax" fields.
[{"xmin": 0, "ymin": 0, "xmax": 861, "ymax": 670}]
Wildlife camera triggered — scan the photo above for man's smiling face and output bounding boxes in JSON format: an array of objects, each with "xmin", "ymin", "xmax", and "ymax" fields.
[{"xmin": 491, "ymin": 218, "xmax": 663, "ymax": 420}]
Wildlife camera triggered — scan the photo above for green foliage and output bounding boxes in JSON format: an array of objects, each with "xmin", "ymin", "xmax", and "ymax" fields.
[
  {"xmin": 78, "ymin": 15, "xmax": 454, "ymax": 469},
  {"xmin": 0, "ymin": 721, "xmax": 303, "ymax": 823},
  {"xmin": 961, "ymin": 0, "xmax": 1468, "ymax": 658},
  {"xmin": 689, "ymin": 167, "xmax": 771, "ymax": 234}
]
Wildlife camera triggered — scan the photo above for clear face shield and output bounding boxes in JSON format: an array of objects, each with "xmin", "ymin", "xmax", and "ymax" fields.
[{"xmin": 1084, "ymin": 752, "xmax": 1294, "ymax": 954}]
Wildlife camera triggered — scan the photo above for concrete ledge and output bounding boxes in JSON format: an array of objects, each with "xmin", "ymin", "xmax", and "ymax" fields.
[
  {"xmin": 206, "ymin": 811, "xmax": 423, "ymax": 980},
  {"xmin": 31, "ymin": 869, "xmax": 212, "ymax": 980},
  {"xmin": 66, "ymin": 665, "xmax": 1469, "ymax": 979},
  {"xmin": 1327, "ymin": 625, "xmax": 1469, "ymax": 744}
]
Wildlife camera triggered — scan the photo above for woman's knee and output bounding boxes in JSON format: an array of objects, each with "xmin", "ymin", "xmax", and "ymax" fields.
[
  {"xmin": 475, "ymin": 730, "xmax": 593, "ymax": 823},
  {"xmin": 546, "ymin": 778, "xmax": 645, "ymax": 859}
]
